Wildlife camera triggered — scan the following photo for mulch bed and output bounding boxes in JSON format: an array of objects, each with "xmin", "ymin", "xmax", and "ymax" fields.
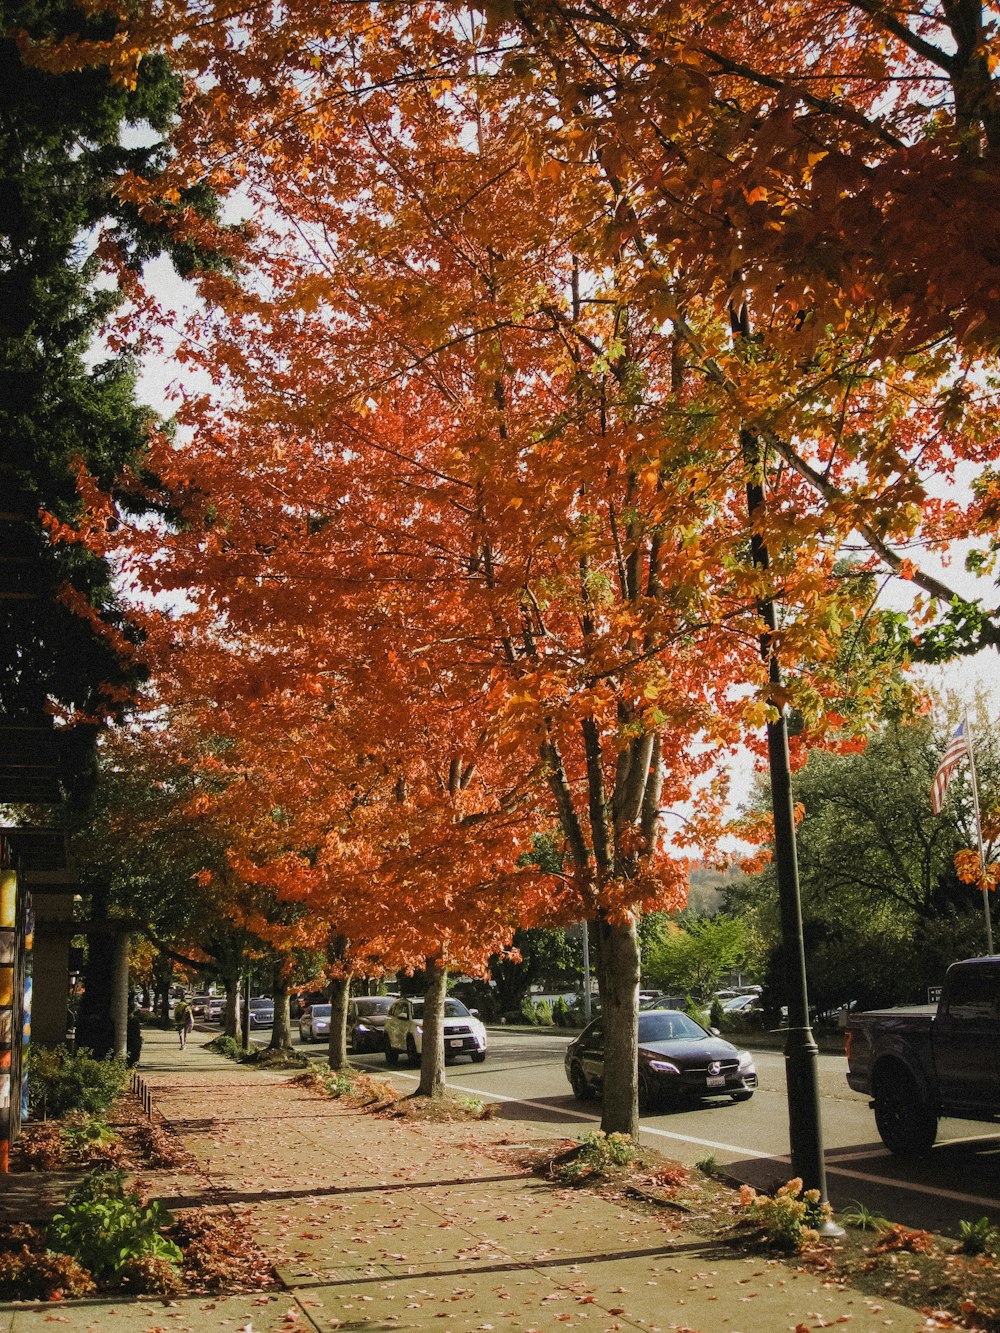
[{"xmin": 1, "ymin": 1089, "xmax": 281, "ymax": 1301}]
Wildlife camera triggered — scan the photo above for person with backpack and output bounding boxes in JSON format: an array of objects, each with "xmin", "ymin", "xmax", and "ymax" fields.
[{"xmin": 174, "ymin": 997, "xmax": 194, "ymax": 1049}]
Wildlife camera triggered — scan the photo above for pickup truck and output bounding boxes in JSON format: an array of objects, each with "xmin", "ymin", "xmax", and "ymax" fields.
[{"xmin": 846, "ymin": 957, "xmax": 1000, "ymax": 1155}]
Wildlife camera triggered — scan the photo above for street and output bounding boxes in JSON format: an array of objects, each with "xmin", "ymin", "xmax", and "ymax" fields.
[{"xmin": 285, "ymin": 1025, "xmax": 1000, "ymax": 1237}]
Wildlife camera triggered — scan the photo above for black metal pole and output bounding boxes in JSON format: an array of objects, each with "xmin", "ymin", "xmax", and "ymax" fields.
[
  {"xmin": 761, "ymin": 606, "xmax": 828, "ymax": 1197},
  {"xmin": 241, "ymin": 974, "xmax": 251, "ymax": 1053},
  {"xmin": 730, "ymin": 291, "xmax": 830, "ymax": 1199},
  {"xmin": 742, "ymin": 436, "xmax": 829, "ymax": 1201}
]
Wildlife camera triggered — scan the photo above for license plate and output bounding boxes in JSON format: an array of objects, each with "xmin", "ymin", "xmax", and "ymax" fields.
[
  {"xmin": 449, "ymin": 1038, "xmax": 464, "ymax": 1048},
  {"xmin": 706, "ymin": 1075, "xmax": 726, "ymax": 1088}
]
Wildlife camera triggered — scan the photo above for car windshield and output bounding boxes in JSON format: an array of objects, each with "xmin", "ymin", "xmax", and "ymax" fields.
[
  {"xmin": 311, "ymin": 1004, "xmax": 331, "ymax": 1017},
  {"xmin": 638, "ymin": 1012, "xmax": 708, "ymax": 1042},
  {"xmin": 249, "ymin": 1000, "xmax": 272, "ymax": 1011},
  {"xmin": 353, "ymin": 999, "xmax": 391, "ymax": 1016},
  {"xmin": 408, "ymin": 999, "xmax": 471, "ymax": 1019}
]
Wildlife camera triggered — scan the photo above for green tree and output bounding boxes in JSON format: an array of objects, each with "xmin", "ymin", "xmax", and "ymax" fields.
[
  {"xmin": 731, "ymin": 712, "xmax": 998, "ymax": 1012},
  {"xmin": 643, "ymin": 915, "xmax": 753, "ymax": 999},
  {"xmin": 0, "ymin": 0, "xmax": 219, "ymax": 742}
]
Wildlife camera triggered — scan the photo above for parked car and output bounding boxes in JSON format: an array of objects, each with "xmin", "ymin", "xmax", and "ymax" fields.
[
  {"xmin": 384, "ymin": 997, "xmax": 487, "ymax": 1066},
  {"xmin": 721, "ymin": 994, "xmax": 762, "ymax": 1015},
  {"xmin": 565, "ymin": 1009, "xmax": 757, "ymax": 1112},
  {"xmin": 846, "ymin": 956, "xmax": 1000, "ymax": 1155},
  {"xmin": 299, "ymin": 1003, "xmax": 331, "ymax": 1043},
  {"xmin": 347, "ymin": 996, "xmax": 394, "ymax": 1053},
  {"xmin": 247, "ymin": 997, "xmax": 274, "ymax": 1028},
  {"xmin": 206, "ymin": 995, "xmax": 225, "ymax": 1022},
  {"xmin": 190, "ymin": 994, "xmax": 212, "ymax": 1018}
]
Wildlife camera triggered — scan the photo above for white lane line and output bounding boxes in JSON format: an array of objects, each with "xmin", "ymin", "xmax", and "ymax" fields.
[
  {"xmin": 372, "ymin": 1067, "xmax": 1000, "ymax": 1212},
  {"xmin": 823, "ymin": 1163, "xmax": 1000, "ymax": 1211}
]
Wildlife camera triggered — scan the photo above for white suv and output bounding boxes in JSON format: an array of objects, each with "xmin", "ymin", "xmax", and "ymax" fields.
[{"xmin": 384, "ymin": 997, "xmax": 487, "ymax": 1066}]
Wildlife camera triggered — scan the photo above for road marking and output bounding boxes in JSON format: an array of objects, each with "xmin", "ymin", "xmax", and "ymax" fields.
[{"xmin": 823, "ymin": 1162, "xmax": 1000, "ymax": 1211}]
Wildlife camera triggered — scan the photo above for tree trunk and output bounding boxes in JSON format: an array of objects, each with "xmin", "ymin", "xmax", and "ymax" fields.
[
  {"xmin": 595, "ymin": 916, "xmax": 640, "ymax": 1137},
  {"xmin": 328, "ymin": 973, "xmax": 351, "ymax": 1070},
  {"xmin": 270, "ymin": 976, "xmax": 293, "ymax": 1050},
  {"xmin": 223, "ymin": 977, "xmax": 243, "ymax": 1044},
  {"xmin": 417, "ymin": 959, "xmax": 447, "ymax": 1097}
]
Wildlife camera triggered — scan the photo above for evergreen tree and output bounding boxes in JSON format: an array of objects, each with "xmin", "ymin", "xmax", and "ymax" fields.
[{"xmin": 0, "ymin": 0, "xmax": 214, "ymax": 749}]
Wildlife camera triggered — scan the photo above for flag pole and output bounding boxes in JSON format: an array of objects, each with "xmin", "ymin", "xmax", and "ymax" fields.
[{"xmin": 964, "ymin": 710, "xmax": 994, "ymax": 955}]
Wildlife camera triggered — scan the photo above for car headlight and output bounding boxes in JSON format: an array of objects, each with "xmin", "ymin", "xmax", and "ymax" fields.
[
  {"xmin": 738, "ymin": 1050, "xmax": 754, "ymax": 1071},
  {"xmin": 647, "ymin": 1060, "xmax": 680, "ymax": 1074},
  {"xmin": 357, "ymin": 1023, "xmax": 369, "ymax": 1032},
  {"xmin": 414, "ymin": 1025, "xmax": 422, "ymax": 1034}
]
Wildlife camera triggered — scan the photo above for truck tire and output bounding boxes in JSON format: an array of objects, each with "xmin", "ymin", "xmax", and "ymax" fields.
[{"xmin": 872, "ymin": 1066, "xmax": 938, "ymax": 1157}]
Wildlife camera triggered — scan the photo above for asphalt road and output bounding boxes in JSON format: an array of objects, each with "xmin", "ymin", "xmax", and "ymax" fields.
[{"xmin": 288, "ymin": 1025, "xmax": 1000, "ymax": 1238}]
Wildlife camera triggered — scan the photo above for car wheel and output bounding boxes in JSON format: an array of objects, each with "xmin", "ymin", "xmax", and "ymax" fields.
[
  {"xmin": 637, "ymin": 1070, "xmax": 657, "ymax": 1114},
  {"xmin": 384, "ymin": 1036, "xmax": 399, "ymax": 1067},
  {"xmin": 569, "ymin": 1061, "xmax": 590, "ymax": 1100},
  {"xmin": 406, "ymin": 1035, "xmax": 419, "ymax": 1067},
  {"xmin": 872, "ymin": 1065, "xmax": 938, "ymax": 1157},
  {"xmin": 730, "ymin": 1090, "xmax": 754, "ymax": 1103},
  {"xmin": 471, "ymin": 1051, "xmax": 486, "ymax": 1064}
]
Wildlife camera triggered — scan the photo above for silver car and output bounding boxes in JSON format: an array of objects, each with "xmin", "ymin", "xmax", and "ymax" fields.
[{"xmin": 299, "ymin": 1003, "xmax": 331, "ymax": 1043}]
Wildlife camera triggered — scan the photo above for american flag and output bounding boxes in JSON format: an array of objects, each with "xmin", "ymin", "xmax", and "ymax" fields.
[{"xmin": 931, "ymin": 722, "xmax": 970, "ymax": 814}]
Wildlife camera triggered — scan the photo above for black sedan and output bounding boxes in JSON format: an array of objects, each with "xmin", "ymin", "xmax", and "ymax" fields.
[
  {"xmin": 565, "ymin": 1009, "xmax": 757, "ymax": 1112},
  {"xmin": 346, "ymin": 996, "xmax": 394, "ymax": 1053}
]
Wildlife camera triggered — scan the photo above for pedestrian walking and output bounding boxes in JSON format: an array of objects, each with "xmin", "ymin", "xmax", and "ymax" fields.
[{"xmin": 174, "ymin": 998, "xmax": 194, "ymax": 1049}]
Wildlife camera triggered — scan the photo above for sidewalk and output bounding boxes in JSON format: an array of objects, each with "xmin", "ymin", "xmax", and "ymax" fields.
[{"xmin": 1, "ymin": 1028, "xmax": 924, "ymax": 1332}]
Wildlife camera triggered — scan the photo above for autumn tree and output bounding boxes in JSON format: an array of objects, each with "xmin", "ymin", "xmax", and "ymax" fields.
[{"xmin": 52, "ymin": 1, "xmax": 1000, "ymax": 1141}]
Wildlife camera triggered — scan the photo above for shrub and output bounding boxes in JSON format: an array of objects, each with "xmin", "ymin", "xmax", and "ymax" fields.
[
  {"xmin": 519, "ymin": 996, "xmax": 540, "ymax": 1025},
  {"xmin": 709, "ymin": 997, "xmax": 725, "ymax": 1029},
  {"xmin": 958, "ymin": 1217, "xmax": 1000, "ymax": 1255},
  {"xmin": 210, "ymin": 1035, "xmax": 242, "ymax": 1061},
  {"xmin": 557, "ymin": 1130, "xmax": 636, "ymax": 1183},
  {"xmin": 738, "ymin": 1178, "xmax": 832, "ymax": 1251},
  {"xmin": 47, "ymin": 1169, "xmax": 183, "ymax": 1285},
  {"xmin": 552, "ymin": 997, "xmax": 569, "ymax": 1027},
  {"xmin": 28, "ymin": 1046, "xmax": 127, "ymax": 1119},
  {"xmin": 62, "ymin": 1116, "xmax": 126, "ymax": 1167},
  {"xmin": 533, "ymin": 999, "xmax": 553, "ymax": 1026},
  {"xmin": 0, "ymin": 1248, "xmax": 95, "ymax": 1300}
]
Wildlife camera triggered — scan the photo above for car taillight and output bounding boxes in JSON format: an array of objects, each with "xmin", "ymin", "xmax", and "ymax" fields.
[{"xmin": 844, "ymin": 1029, "xmax": 852, "ymax": 1061}]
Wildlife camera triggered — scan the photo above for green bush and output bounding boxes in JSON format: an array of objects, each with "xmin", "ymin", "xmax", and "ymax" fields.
[
  {"xmin": 519, "ymin": 996, "xmax": 540, "ymax": 1025},
  {"xmin": 534, "ymin": 999, "xmax": 554, "ymax": 1026},
  {"xmin": 47, "ymin": 1170, "xmax": 182, "ymax": 1285},
  {"xmin": 28, "ymin": 1047, "xmax": 127, "ymax": 1119},
  {"xmin": 709, "ymin": 997, "xmax": 725, "ymax": 1029},
  {"xmin": 552, "ymin": 997, "xmax": 569, "ymax": 1027},
  {"xmin": 556, "ymin": 1131, "xmax": 636, "ymax": 1183},
  {"xmin": 210, "ymin": 1035, "xmax": 242, "ymax": 1061},
  {"xmin": 958, "ymin": 1216, "xmax": 1000, "ymax": 1255},
  {"xmin": 59, "ymin": 1114, "xmax": 119, "ymax": 1154}
]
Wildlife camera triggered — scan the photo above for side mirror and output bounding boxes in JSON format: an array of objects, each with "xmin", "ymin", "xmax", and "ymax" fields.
[
  {"xmin": 470, "ymin": 1009, "xmax": 480, "ymax": 1017},
  {"xmin": 710, "ymin": 1026, "xmax": 720, "ymax": 1036}
]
